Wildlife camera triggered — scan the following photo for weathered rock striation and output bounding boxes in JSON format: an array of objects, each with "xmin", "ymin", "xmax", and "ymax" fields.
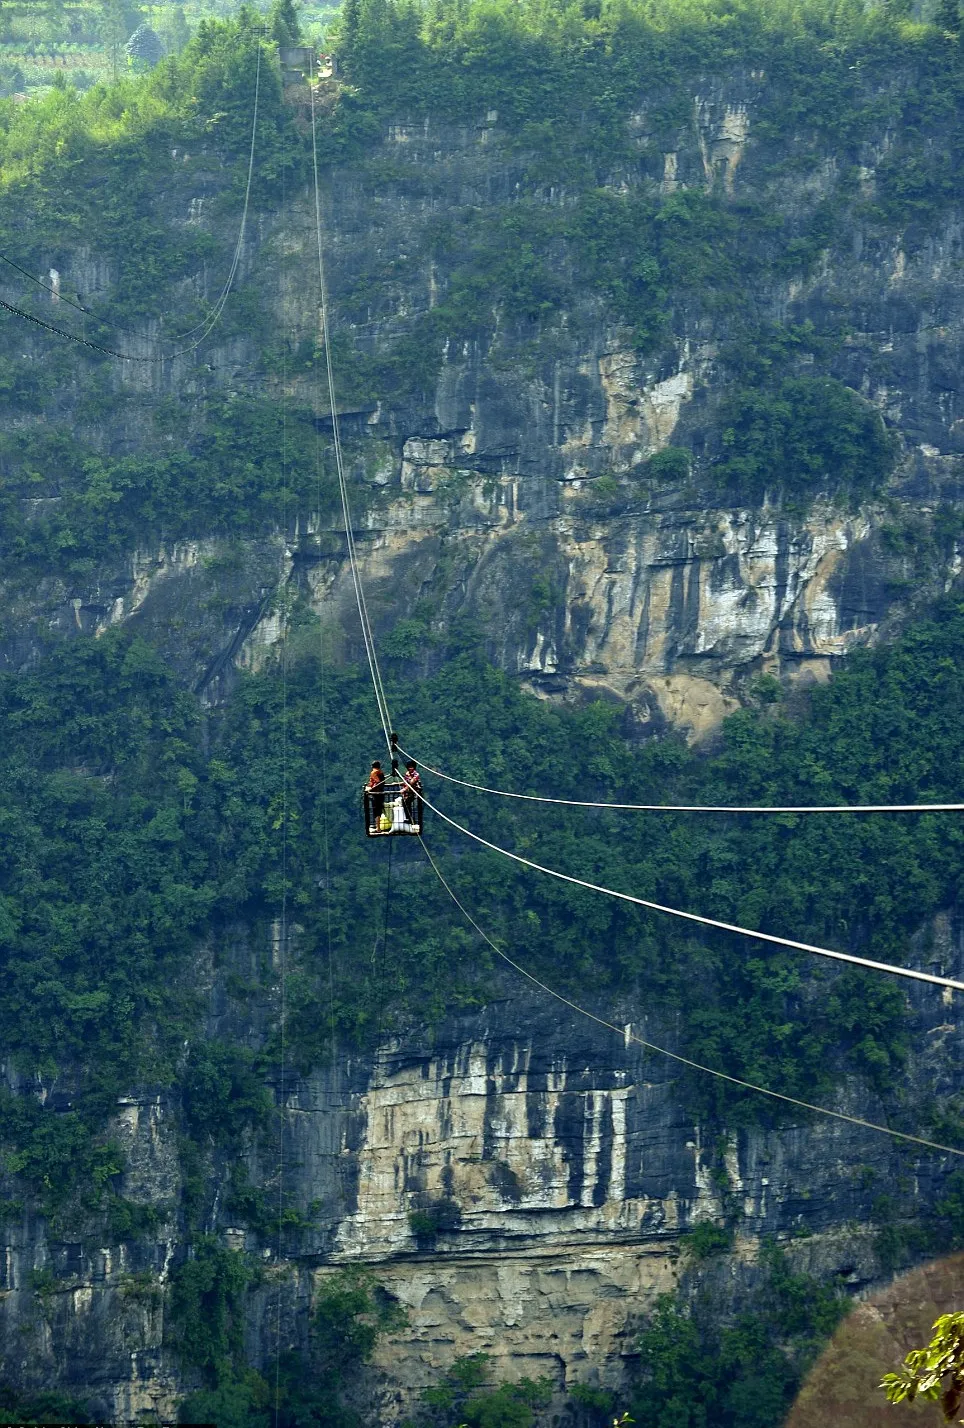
[
  {"xmin": 3, "ymin": 924, "xmax": 963, "ymax": 1419},
  {"xmin": 2, "ymin": 87, "xmax": 963, "ymax": 735},
  {"xmin": 1, "ymin": 66, "xmax": 964, "ymax": 1421}
]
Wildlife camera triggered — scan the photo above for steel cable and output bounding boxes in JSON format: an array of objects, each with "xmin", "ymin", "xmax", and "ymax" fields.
[
  {"xmin": 309, "ymin": 79, "xmax": 393, "ymax": 751},
  {"xmin": 417, "ymin": 836, "xmax": 964, "ymax": 1159},
  {"xmin": 397, "ymin": 745, "xmax": 964, "ymax": 816},
  {"xmin": 415, "ymin": 786, "xmax": 964, "ymax": 992}
]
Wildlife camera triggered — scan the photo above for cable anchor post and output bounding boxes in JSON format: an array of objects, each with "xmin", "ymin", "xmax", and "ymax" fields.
[{"xmin": 390, "ymin": 731, "xmax": 399, "ymax": 777}]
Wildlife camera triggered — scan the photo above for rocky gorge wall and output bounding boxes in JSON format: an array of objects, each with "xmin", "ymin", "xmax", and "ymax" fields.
[
  {"xmin": 1, "ymin": 56, "xmax": 964, "ymax": 1422},
  {"xmin": 3, "ymin": 921, "xmax": 963, "ymax": 1420},
  {"xmin": 2, "ymin": 80, "xmax": 963, "ymax": 736}
]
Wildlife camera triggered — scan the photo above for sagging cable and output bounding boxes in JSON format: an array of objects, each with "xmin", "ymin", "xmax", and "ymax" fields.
[{"xmin": 417, "ymin": 836, "xmax": 964, "ymax": 1159}]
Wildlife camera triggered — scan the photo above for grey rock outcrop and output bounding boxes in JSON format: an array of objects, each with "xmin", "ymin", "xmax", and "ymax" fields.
[
  {"xmin": 3, "ymin": 934, "xmax": 962, "ymax": 1419},
  {"xmin": 3, "ymin": 93, "xmax": 961, "ymax": 733},
  {"xmin": 1, "ymin": 65, "xmax": 963, "ymax": 1421}
]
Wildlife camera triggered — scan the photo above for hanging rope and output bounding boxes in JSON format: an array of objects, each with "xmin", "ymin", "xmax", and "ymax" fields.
[
  {"xmin": 416, "ymin": 836, "xmax": 964, "ymax": 1158},
  {"xmin": 273, "ymin": 80, "xmax": 290, "ymax": 1428},
  {"xmin": 414, "ymin": 785, "xmax": 964, "ymax": 992},
  {"xmin": 396, "ymin": 744, "xmax": 964, "ymax": 816},
  {"xmin": 0, "ymin": 295, "xmax": 139, "ymax": 358},
  {"xmin": 0, "ymin": 34, "xmax": 263, "ymax": 363}
]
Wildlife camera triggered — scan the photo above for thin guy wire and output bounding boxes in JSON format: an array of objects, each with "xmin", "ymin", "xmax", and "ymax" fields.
[
  {"xmin": 397, "ymin": 745, "xmax": 964, "ymax": 815},
  {"xmin": 416, "ymin": 787, "xmax": 964, "ymax": 992},
  {"xmin": 309, "ymin": 80, "xmax": 392, "ymax": 752},
  {"xmin": 316, "ymin": 438, "xmax": 337, "ymax": 1068},
  {"xmin": 417, "ymin": 836, "xmax": 964, "ymax": 1159},
  {"xmin": 1, "ymin": 249, "xmax": 236, "ymax": 343},
  {"xmin": 309, "ymin": 80, "xmax": 383, "ymax": 732},
  {"xmin": 0, "ymin": 36, "xmax": 262, "ymax": 363},
  {"xmin": 307, "ymin": 86, "xmax": 391, "ymax": 736},
  {"xmin": 274, "ymin": 102, "xmax": 289, "ymax": 1428},
  {"xmin": 0, "ymin": 253, "xmax": 94, "ymax": 313}
]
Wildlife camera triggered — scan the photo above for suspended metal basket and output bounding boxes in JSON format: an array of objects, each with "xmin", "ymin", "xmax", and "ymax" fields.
[{"xmin": 363, "ymin": 779, "xmax": 423, "ymax": 838}]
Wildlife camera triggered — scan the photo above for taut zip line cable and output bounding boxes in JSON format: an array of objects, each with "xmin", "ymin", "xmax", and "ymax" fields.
[
  {"xmin": 304, "ymin": 72, "xmax": 962, "ymax": 1145},
  {"xmin": 415, "ymin": 786, "xmax": 964, "ymax": 992},
  {"xmin": 417, "ymin": 835, "xmax": 964, "ymax": 1159},
  {"xmin": 395, "ymin": 745, "xmax": 964, "ymax": 815},
  {"xmin": 309, "ymin": 78, "xmax": 392, "ymax": 751},
  {"xmin": 0, "ymin": 32, "xmax": 263, "ymax": 362}
]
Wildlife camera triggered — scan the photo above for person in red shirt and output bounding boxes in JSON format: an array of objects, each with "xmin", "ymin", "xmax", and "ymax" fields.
[{"xmin": 367, "ymin": 761, "xmax": 386, "ymax": 829}]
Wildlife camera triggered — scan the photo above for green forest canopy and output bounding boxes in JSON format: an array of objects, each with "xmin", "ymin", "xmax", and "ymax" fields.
[
  {"xmin": 1, "ymin": 0, "xmax": 959, "ymax": 543},
  {"xmin": 2, "ymin": 599, "xmax": 964, "ymax": 1228}
]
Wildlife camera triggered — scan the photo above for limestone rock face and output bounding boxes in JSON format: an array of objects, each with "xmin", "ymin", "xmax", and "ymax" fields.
[
  {"xmin": 0, "ymin": 1091, "xmax": 181, "ymax": 1419},
  {"xmin": 1, "ymin": 932, "xmax": 963, "ymax": 1419},
  {"xmin": 2, "ymin": 86, "xmax": 963, "ymax": 736},
  {"xmin": 275, "ymin": 981, "xmax": 958, "ymax": 1412},
  {"xmin": 2, "ymin": 63, "xmax": 964, "ymax": 1425}
]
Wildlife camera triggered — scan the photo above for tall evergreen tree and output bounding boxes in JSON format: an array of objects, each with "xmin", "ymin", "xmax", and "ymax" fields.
[
  {"xmin": 934, "ymin": 0, "xmax": 961, "ymax": 31},
  {"xmin": 270, "ymin": 0, "xmax": 302, "ymax": 47},
  {"xmin": 340, "ymin": 0, "xmax": 361, "ymax": 61}
]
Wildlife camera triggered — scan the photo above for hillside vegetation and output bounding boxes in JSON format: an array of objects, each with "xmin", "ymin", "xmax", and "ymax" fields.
[
  {"xmin": 2, "ymin": 0, "xmax": 962, "ymax": 566},
  {"xmin": 0, "ymin": 0, "xmax": 963, "ymax": 1421},
  {"xmin": 3, "ymin": 598, "xmax": 964, "ymax": 1215}
]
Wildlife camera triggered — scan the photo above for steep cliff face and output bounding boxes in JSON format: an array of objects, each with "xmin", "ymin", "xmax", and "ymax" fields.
[
  {"xmin": 3, "ymin": 910, "xmax": 962, "ymax": 1420},
  {"xmin": 5, "ymin": 87, "xmax": 960, "ymax": 736},
  {"xmin": 1, "ymin": 48, "xmax": 964, "ymax": 1422},
  {"xmin": 273, "ymin": 87, "xmax": 964, "ymax": 731}
]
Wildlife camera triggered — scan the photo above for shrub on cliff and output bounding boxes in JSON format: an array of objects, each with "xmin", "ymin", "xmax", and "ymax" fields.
[
  {"xmin": 714, "ymin": 377, "xmax": 896, "ymax": 505},
  {"xmin": 644, "ymin": 446, "xmax": 691, "ymax": 484},
  {"xmin": 628, "ymin": 1250, "xmax": 848, "ymax": 1428}
]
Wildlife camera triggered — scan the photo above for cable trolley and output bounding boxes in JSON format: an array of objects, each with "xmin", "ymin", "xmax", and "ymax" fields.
[{"xmin": 364, "ymin": 741, "xmax": 423, "ymax": 837}]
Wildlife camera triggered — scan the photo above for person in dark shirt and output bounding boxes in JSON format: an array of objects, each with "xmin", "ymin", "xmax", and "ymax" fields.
[{"xmin": 402, "ymin": 760, "xmax": 422, "ymax": 826}]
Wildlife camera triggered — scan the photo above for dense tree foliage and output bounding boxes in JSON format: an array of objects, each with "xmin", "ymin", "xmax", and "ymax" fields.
[
  {"xmin": 175, "ymin": 1266, "xmax": 404, "ymax": 1428},
  {"xmin": 328, "ymin": 0, "xmax": 964, "ymax": 165},
  {"xmin": 881, "ymin": 1311, "xmax": 964, "ymax": 1422},
  {"xmin": 0, "ymin": 1383, "xmax": 94, "ymax": 1424},
  {"xmin": 0, "ymin": 398, "xmax": 342, "ymax": 573},
  {"xmin": 2, "ymin": 600, "xmax": 964, "ymax": 1231},
  {"xmin": 715, "ymin": 376, "xmax": 896, "ymax": 504},
  {"xmin": 626, "ymin": 1246, "xmax": 849, "ymax": 1428}
]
